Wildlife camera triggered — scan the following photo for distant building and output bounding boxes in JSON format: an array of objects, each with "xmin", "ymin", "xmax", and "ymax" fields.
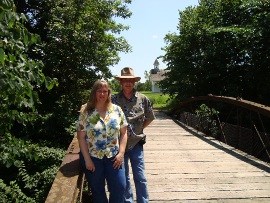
[{"xmin": 150, "ymin": 59, "xmax": 168, "ymax": 93}]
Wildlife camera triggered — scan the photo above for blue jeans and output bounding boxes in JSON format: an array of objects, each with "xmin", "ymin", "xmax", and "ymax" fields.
[
  {"xmin": 80, "ymin": 153, "xmax": 126, "ymax": 203},
  {"xmin": 124, "ymin": 144, "xmax": 149, "ymax": 203}
]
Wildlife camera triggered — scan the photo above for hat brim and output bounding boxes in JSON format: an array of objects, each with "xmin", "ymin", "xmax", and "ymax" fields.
[{"xmin": 115, "ymin": 76, "xmax": 141, "ymax": 82}]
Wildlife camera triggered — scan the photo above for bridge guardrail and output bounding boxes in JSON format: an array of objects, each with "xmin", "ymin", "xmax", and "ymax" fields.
[
  {"xmin": 171, "ymin": 95, "xmax": 270, "ymax": 163},
  {"xmin": 45, "ymin": 135, "xmax": 84, "ymax": 203}
]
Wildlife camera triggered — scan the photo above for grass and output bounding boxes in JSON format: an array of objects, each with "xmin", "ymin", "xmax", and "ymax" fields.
[
  {"xmin": 112, "ymin": 91, "xmax": 173, "ymax": 110},
  {"xmin": 139, "ymin": 91, "xmax": 171, "ymax": 110}
]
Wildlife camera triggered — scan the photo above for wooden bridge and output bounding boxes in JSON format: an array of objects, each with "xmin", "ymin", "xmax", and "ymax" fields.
[
  {"xmin": 142, "ymin": 110, "xmax": 270, "ymax": 202},
  {"xmin": 46, "ymin": 96, "xmax": 270, "ymax": 202}
]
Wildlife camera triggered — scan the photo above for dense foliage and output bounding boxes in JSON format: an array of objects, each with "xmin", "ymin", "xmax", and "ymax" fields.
[
  {"xmin": 1, "ymin": 0, "xmax": 132, "ymax": 202},
  {"xmin": 109, "ymin": 77, "xmax": 122, "ymax": 92},
  {"xmin": 13, "ymin": 0, "xmax": 132, "ymax": 146},
  {"xmin": 0, "ymin": 1, "xmax": 64, "ymax": 201},
  {"xmin": 0, "ymin": 0, "xmax": 57, "ymax": 139},
  {"xmin": 0, "ymin": 135, "xmax": 65, "ymax": 202},
  {"xmin": 160, "ymin": 0, "xmax": 270, "ymax": 106}
]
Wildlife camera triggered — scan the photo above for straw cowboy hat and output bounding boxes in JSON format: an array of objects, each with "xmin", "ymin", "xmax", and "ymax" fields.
[{"xmin": 115, "ymin": 67, "xmax": 141, "ymax": 82}]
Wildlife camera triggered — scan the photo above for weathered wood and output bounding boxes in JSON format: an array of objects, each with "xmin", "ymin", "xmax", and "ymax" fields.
[
  {"xmin": 134, "ymin": 110, "xmax": 270, "ymax": 202},
  {"xmin": 45, "ymin": 136, "xmax": 83, "ymax": 203}
]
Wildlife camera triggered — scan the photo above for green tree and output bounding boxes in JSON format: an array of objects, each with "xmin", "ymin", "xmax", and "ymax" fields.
[
  {"xmin": 109, "ymin": 78, "xmax": 122, "ymax": 92},
  {"xmin": 135, "ymin": 81, "xmax": 144, "ymax": 91},
  {"xmin": 13, "ymin": 0, "xmax": 133, "ymax": 145},
  {"xmin": 0, "ymin": 0, "xmax": 57, "ymax": 137},
  {"xmin": 160, "ymin": 0, "xmax": 270, "ymax": 105},
  {"xmin": 144, "ymin": 70, "xmax": 152, "ymax": 91},
  {"xmin": 0, "ymin": 1, "xmax": 62, "ymax": 202}
]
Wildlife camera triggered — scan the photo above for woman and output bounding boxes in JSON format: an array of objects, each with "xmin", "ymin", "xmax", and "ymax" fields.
[{"xmin": 77, "ymin": 79, "xmax": 128, "ymax": 203}]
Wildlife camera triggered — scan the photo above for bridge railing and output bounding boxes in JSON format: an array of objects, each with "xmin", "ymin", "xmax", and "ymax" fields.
[
  {"xmin": 45, "ymin": 135, "xmax": 86, "ymax": 203},
  {"xmin": 171, "ymin": 95, "xmax": 270, "ymax": 163}
]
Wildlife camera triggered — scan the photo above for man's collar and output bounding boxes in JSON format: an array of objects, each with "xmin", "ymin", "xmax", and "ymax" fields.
[{"xmin": 119, "ymin": 89, "xmax": 138, "ymax": 98}]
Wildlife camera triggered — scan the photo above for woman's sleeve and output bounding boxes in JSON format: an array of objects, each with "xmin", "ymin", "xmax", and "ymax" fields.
[{"xmin": 77, "ymin": 113, "xmax": 87, "ymax": 132}]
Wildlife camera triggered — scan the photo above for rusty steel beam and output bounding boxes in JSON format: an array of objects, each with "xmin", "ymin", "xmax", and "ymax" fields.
[{"xmin": 174, "ymin": 95, "xmax": 270, "ymax": 118}]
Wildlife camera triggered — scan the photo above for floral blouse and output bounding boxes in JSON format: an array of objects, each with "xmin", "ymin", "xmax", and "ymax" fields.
[{"xmin": 77, "ymin": 104, "xmax": 128, "ymax": 159}]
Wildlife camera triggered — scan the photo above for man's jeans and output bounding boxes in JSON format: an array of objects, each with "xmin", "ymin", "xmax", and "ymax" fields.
[
  {"xmin": 124, "ymin": 144, "xmax": 149, "ymax": 203},
  {"xmin": 80, "ymin": 153, "xmax": 126, "ymax": 203}
]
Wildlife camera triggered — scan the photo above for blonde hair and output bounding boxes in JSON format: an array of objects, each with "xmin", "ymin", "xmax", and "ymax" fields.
[{"xmin": 80, "ymin": 79, "xmax": 112, "ymax": 114}]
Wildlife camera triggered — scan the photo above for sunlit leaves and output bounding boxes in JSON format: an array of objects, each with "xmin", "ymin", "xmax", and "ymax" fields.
[
  {"xmin": 0, "ymin": 0, "xmax": 13, "ymax": 10},
  {"xmin": 161, "ymin": 0, "xmax": 270, "ymax": 105},
  {"xmin": 0, "ymin": 2, "xmax": 58, "ymax": 135},
  {"xmin": 0, "ymin": 134, "xmax": 38, "ymax": 168}
]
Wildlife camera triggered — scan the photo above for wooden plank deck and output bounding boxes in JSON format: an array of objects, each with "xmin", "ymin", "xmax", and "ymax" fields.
[{"xmin": 130, "ymin": 110, "xmax": 270, "ymax": 202}]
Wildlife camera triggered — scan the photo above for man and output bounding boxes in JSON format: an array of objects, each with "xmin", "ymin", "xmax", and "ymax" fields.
[{"xmin": 112, "ymin": 67, "xmax": 155, "ymax": 203}]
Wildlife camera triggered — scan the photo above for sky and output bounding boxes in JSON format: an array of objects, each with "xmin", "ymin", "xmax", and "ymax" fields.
[{"xmin": 111, "ymin": 0, "xmax": 199, "ymax": 82}]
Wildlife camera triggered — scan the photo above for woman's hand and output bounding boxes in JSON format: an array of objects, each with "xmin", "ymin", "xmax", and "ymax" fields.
[
  {"xmin": 85, "ymin": 159, "xmax": 95, "ymax": 172},
  {"xmin": 112, "ymin": 153, "xmax": 124, "ymax": 169},
  {"xmin": 77, "ymin": 131, "xmax": 95, "ymax": 172}
]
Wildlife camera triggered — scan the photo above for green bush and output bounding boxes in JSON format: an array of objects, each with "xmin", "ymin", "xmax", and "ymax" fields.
[{"xmin": 0, "ymin": 135, "xmax": 65, "ymax": 202}]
